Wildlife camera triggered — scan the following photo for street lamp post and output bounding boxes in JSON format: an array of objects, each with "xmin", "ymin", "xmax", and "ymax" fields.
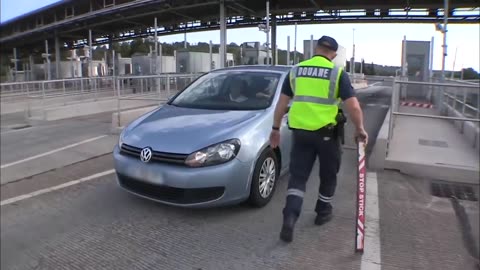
[
  {"xmin": 435, "ymin": 0, "xmax": 449, "ymax": 82},
  {"xmin": 351, "ymin": 28, "xmax": 356, "ymax": 77},
  {"xmin": 258, "ymin": 0, "xmax": 271, "ymax": 65},
  {"xmin": 451, "ymin": 46, "xmax": 457, "ymax": 80},
  {"xmin": 294, "ymin": 23, "xmax": 297, "ymax": 64}
]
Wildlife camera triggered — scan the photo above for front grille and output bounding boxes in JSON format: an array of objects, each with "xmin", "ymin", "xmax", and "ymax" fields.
[
  {"xmin": 118, "ymin": 174, "xmax": 225, "ymax": 204},
  {"xmin": 120, "ymin": 144, "xmax": 188, "ymax": 165}
]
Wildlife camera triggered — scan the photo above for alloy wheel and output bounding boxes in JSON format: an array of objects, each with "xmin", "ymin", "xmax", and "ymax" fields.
[{"xmin": 258, "ymin": 157, "xmax": 276, "ymax": 198}]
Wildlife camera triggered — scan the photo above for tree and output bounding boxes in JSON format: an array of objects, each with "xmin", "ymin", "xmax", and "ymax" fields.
[{"xmin": 461, "ymin": 68, "xmax": 480, "ymax": 80}]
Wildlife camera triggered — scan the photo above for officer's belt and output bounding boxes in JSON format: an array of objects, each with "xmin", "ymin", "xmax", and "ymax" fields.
[{"xmin": 314, "ymin": 124, "xmax": 336, "ymax": 136}]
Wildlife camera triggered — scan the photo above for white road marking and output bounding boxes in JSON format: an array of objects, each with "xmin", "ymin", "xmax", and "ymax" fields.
[
  {"xmin": 0, "ymin": 135, "xmax": 108, "ymax": 169},
  {"xmin": 0, "ymin": 169, "xmax": 115, "ymax": 206},
  {"xmin": 360, "ymin": 172, "xmax": 382, "ymax": 270}
]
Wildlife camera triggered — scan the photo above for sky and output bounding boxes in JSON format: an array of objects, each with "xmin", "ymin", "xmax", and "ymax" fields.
[{"xmin": 1, "ymin": 0, "xmax": 479, "ymax": 71}]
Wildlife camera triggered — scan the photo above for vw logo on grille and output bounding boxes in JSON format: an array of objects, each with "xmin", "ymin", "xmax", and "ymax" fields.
[{"xmin": 140, "ymin": 147, "xmax": 152, "ymax": 163}]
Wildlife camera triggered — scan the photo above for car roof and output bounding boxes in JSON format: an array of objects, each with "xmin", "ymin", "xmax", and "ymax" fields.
[{"xmin": 210, "ymin": 65, "xmax": 292, "ymax": 74}]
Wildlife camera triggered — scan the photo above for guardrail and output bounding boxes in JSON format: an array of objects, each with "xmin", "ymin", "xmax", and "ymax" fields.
[{"xmin": 388, "ymin": 79, "xmax": 480, "ymax": 144}]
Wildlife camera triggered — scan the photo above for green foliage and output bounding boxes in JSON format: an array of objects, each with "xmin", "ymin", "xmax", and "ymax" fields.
[
  {"xmin": 461, "ymin": 67, "xmax": 480, "ymax": 80},
  {"xmin": 109, "ymin": 39, "xmax": 303, "ymax": 65}
]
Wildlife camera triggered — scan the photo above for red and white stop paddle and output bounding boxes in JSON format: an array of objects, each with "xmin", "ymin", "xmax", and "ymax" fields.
[{"xmin": 355, "ymin": 140, "xmax": 367, "ymax": 253}]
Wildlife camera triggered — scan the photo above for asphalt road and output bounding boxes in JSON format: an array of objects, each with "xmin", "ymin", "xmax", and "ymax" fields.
[
  {"xmin": 0, "ymin": 112, "xmax": 113, "ymax": 165},
  {"xmin": 2, "ymin": 86, "xmax": 477, "ymax": 270},
  {"xmin": 0, "ymin": 112, "xmax": 118, "ymax": 185}
]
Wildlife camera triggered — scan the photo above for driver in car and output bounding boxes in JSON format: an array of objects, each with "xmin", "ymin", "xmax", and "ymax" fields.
[
  {"xmin": 229, "ymin": 78, "xmax": 249, "ymax": 103},
  {"xmin": 254, "ymin": 77, "xmax": 273, "ymax": 99}
]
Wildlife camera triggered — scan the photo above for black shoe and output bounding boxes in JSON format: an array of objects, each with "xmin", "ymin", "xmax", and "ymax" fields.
[
  {"xmin": 279, "ymin": 215, "xmax": 296, "ymax": 243},
  {"xmin": 314, "ymin": 212, "xmax": 333, "ymax": 226}
]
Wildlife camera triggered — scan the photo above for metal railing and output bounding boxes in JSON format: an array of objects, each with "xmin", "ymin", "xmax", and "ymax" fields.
[
  {"xmin": 0, "ymin": 73, "xmax": 202, "ymax": 119},
  {"xmin": 115, "ymin": 73, "xmax": 201, "ymax": 127},
  {"xmin": 388, "ymin": 79, "xmax": 480, "ymax": 142},
  {"xmin": 1, "ymin": 77, "xmax": 116, "ymax": 100}
]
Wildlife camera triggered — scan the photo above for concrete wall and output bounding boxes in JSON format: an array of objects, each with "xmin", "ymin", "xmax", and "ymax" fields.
[
  {"xmin": 176, "ymin": 51, "xmax": 233, "ymax": 73},
  {"xmin": 116, "ymin": 57, "xmax": 132, "ymax": 75},
  {"xmin": 131, "ymin": 55, "xmax": 176, "ymax": 75},
  {"xmin": 241, "ymin": 41, "xmax": 274, "ymax": 65},
  {"xmin": 369, "ymin": 108, "xmax": 391, "ymax": 170},
  {"xmin": 32, "ymin": 62, "xmax": 82, "ymax": 80},
  {"xmin": 303, "ymin": 40, "xmax": 315, "ymax": 60}
]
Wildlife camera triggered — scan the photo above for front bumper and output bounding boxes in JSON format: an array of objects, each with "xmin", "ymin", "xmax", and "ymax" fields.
[{"xmin": 113, "ymin": 145, "xmax": 254, "ymax": 208}]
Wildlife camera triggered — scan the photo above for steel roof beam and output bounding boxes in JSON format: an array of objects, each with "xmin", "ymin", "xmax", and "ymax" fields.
[{"xmin": 309, "ymin": 0, "xmax": 320, "ymax": 9}]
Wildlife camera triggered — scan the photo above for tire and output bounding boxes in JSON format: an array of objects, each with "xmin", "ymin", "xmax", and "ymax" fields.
[{"xmin": 248, "ymin": 148, "xmax": 279, "ymax": 208}]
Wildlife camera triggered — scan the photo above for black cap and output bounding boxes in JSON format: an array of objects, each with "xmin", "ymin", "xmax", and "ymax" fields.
[{"xmin": 317, "ymin": 36, "xmax": 338, "ymax": 52}]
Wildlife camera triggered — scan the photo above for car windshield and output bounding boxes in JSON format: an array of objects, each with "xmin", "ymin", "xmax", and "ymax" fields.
[{"xmin": 169, "ymin": 71, "xmax": 282, "ymax": 110}]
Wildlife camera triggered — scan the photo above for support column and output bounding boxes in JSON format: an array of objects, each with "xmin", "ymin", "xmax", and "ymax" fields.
[
  {"xmin": 89, "ymin": 29, "xmax": 93, "ymax": 77},
  {"xmin": 159, "ymin": 44, "xmax": 163, "ymax": 74},
  {"xmin": 154, "ymin": 17, "xmax": 158, "ymax": 74},
  {"xmin": 108, "ymin": 34, "xmax": 114, "ymax": 76},
  {"xmin": 271, "ymin": 14, "xmax": 277, "ymax": 66},
  {"xmin": 44, "ymin": 40, "xmax": 51, "ymax": 80},
  {"xmin": 219, "ymin": 0, "xmax": 226, "ymax": 68},
  {"xmin": 265, "ymin": 0, "xmax": 270, "ymax": 65},
  {"xmin": 184, "ymin": 32, "xmax": 187, "ymax": 49},
  {"xmin": 112, "ymin": 50, "xmax": 116, "ymax": 76},
  {"xmin": 209, "ymin": 40, "xmax": 213, "ymax": 71},
  {"xmin": 12, "ymin": 48, "xmax": 18, "ymax": 81},
  {"xmin": 104, "ymin": 51, "xmax": 108, "ymax": 76},
  {"xmin": 29, "ymin": 55, "xmax": 34, "ymax": 81},
  {"xmin": 401, "ymin": 35, "xmax": 407, "ymax": 78},
  {"xmin": 401, "ymin": 35, "xmax": 407, "ymax": 101},
  {"xmin": 293, "ymin": 23, "xmax": 297, "ymax": 64},
  {"xmin": 441, "ymin": 0, "xmax": 449, "ymax": 83},
  {"xmin": 429, "ymin": 36, "xmax": 434, "ymax": 80},
  {"xmin": 287, "ymin": 36, "xmax": 290, "ymax": 65},
  {"xmin": 310, "ymin": 35, "xmax": 314, "ymax": 59},
  {"xmin": 55, "ymin": 33, "xmax": 61, "ymax": 79}
]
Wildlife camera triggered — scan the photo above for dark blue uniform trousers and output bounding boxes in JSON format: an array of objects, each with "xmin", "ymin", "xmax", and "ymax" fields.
[{"xmin": 283, "ymin": 128, "xmax": 341, "ymax": 219}]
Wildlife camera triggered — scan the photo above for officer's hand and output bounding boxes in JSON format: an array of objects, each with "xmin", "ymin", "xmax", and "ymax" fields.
[
  {"xmin": 269, "ymin": 130, "xmax": 280, "ymax": 149},
  {"xmin": 355, "ymin": 128, "xmax": 368, "ymax": 145}
]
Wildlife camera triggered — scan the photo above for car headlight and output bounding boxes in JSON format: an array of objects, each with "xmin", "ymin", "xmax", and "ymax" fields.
[
  {"xmin": 185, "ymin": 139, "xmax": 241, "ymax": 167},
  {"xmin": 118, "ymin": 129, "xmax": 125, "ymax": 148}
]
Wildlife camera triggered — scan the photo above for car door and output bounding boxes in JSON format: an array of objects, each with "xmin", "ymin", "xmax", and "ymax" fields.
[{"xmin": 279, "ymin": 79, "xmax": 293, "ymax": 171}]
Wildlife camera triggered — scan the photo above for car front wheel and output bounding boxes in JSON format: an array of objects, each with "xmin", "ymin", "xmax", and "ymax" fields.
[{"xmin": 248, "ymin": 148, "xmax": 279, "ymax": 207}]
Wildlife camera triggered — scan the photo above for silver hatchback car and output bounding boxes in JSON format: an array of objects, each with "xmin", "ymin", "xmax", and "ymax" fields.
[{"xmin": 113, "ymin": 65, "xmax": 293, "ymax": 208}]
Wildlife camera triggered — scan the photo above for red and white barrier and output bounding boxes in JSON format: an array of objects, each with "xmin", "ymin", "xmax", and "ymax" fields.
[
  {"xmin": 400, "ymin": 101, "xmax": 433, "ymax": 108},
  {"xmin": 355, "ymin": 141, "xmax": 367, "ymax": 253}
]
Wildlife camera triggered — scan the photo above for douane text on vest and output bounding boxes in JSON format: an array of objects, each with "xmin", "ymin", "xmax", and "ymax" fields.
[{"xmin": 296, "ymin": 66, "xmax": 331, "ymax": 79}]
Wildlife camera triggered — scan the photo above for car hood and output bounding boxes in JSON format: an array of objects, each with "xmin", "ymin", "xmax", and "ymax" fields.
[{"xmin": 123, "ymin": 104, "xmax": 263, "ymax": 154}]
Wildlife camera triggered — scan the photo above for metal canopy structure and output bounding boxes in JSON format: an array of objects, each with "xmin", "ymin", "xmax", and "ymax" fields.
[{"xmin": 0, "ymin": 0, "xmax": 479, "ymax": 53}]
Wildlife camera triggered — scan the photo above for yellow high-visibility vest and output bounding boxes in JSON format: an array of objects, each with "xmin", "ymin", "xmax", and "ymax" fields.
[{"xmin": 288, "ymin": 56, "xmax": 342, "ymax": 131}]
